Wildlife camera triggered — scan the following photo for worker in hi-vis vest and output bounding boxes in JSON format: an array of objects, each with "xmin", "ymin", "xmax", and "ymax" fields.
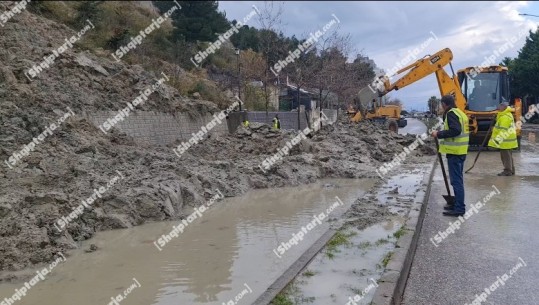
[
  {"xmin": 272, "ymin": 114, "xmax": 281, "ymax": 130},
  {"xmin": 431, "ymin": 95, "xmax": 469, "ymax": 217},
  {"xmin": 488, "ymin": 102, "xmax": 518, "ymax": 176}
]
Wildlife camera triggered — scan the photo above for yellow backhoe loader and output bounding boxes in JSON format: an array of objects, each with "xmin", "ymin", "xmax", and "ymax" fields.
[
  {"xmin": 347, "ymin": 88, "xmax": 407, "ymax": 132},
  {"xmin": 373, "ymin": 47, "xmax": 521, "ymax": 147}
]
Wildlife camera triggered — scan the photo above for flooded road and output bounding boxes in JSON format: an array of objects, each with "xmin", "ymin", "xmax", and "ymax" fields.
[
  {"xmin": 398, "ymin": 118, "xmax": 427, "ymax": 136},
  {"xmin": 0, "ymin": 179, "xmax": 375, "ymax": 305}
]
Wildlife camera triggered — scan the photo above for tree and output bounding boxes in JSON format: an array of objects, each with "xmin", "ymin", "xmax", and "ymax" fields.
[
  {"xmin": 72, "ymin": 1, "xmax": 103, "ymax": 29},
  {"xmin": 508, "ymin": 29, "xmax": 539, "ymax": 100},
  {"xmin": 306, "ymin": 42, "xmax": 374, "ymax": 111},
  {"xmin": 230, "ymin": 24, "xmax": 260, "ymax": 51},
  {"xmin": 499, "ymin": 28, "xmax": 539, "ymax": 118},
  {"xmin": 427, "ymin": 96, "xmax": 440, "ymax": 114},
  {"xmin": 342, "ymin": 54, "xmax": 375, "ymax": 103},
  {"xmin": 153, "ymin": 1, "xmax": 230, "ymax": 43},
  {"xmin": 308, "ymin": 32, "xmax": 343, "ymax": 110},
  {"xmin": 386, "ymin": 98, "xmax": 403, "ymax": 107},
  {"xmin": 238, "ymin": 49, "xmax": 266, "ymax": 110},
  {"xmin": 500, "ymin": 56, "xmax": 514, "ymax": 68},
  {"xmin": 255, "ymin": 1, "xmax": 285, "ymax": 114},
  {"xmin": 301, "ymin": 32, "xmax": 352, "ymax": 110}
]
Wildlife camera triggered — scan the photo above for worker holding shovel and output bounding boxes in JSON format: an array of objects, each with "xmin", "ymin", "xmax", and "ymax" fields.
[{"xmin": 431, "ymin": 95, "xmax": 470, "ymax": 217}]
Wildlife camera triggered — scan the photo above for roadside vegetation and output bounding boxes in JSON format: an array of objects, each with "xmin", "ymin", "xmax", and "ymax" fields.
[{"xmin": 325, "ymin": 230, "xmax": 356, "ymax": 259}]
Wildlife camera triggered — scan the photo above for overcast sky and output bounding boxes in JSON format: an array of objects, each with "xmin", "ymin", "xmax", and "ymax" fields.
[{"xmin": 218, "ymin": 1, "xmax": 539, "ymax": 111}]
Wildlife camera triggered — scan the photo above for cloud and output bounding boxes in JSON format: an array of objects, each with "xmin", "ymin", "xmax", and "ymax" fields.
[{"xmin": 219, "ymin": 1, "xmax": 539, "ymax": 110}]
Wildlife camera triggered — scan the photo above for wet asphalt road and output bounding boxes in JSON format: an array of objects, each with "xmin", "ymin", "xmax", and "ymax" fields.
[
  {"xmin": 402, "ymin": 127, "xmax": 539, "ymax": 305},
  {"xmin": 399, "ymin": 118, "xmax": 428, "ymax": 136}
]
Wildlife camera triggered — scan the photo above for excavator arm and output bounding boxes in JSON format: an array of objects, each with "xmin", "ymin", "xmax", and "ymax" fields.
[{"xmin": 373, "ymin": 48, "xmax": 473, "ymax": 131}]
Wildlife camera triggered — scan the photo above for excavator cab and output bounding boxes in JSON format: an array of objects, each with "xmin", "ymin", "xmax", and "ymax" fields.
[
  {"xmin": 458, "ymin": 67, "xmax": 510, "ymax": 111},
  {"xmin": 457, "ymin": 66, "xmax": 518, "ymax": 146}
]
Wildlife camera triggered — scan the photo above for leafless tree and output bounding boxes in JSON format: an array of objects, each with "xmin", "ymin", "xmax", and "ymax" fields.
[
  {"xmin": 256, "ymin": 1, "xmax": 285, "ymax": 114},
  {"xmin": 311, "ymin": 32, "xmax": 353, "ymax": 109},
  {"xmin": 328, "ymin": 52, "xmax": 375, "ymax": 111},
  {"xmin": 386, "ymin": 98, "xmax": 403, "ymax": 107},
  {"xmin": 427, "ymin": 96, "xmax": 440, "ymax": 114}
]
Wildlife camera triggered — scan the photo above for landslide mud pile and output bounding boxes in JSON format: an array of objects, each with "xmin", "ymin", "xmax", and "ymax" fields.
[{"xmin": 0, "ymin": 2, "xmax": 435, "ymax": 275}]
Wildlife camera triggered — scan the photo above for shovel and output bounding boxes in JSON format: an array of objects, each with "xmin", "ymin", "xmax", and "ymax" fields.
[{"xmin": 435, "ymin": 138, "xmax": 455, "ymax": 205}]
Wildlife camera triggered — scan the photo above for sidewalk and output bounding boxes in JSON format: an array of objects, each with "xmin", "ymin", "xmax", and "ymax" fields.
[{"xmin": 402, "ymin": 139, "xmax": 539, "ymax": 305}]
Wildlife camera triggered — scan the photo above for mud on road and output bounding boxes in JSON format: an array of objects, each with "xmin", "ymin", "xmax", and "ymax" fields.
[{"xmin": 0, "ymin": 114, "xmax": 435, "ymax": 280}]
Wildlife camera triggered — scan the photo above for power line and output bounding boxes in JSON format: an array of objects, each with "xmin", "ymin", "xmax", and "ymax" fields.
[{"xmin": 519, "ymin": 13, "xmax": 539, "ymax": 18}]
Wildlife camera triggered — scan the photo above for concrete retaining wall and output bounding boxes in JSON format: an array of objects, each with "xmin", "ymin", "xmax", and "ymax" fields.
[
  {"xmin": 88, "ymin": 108, "xmax": 336, "ymax": 147},
  {"xmin": 246, "ymin": 111, "xmax": 308, "ymax": 130},
  {"xmin": 88, "ymin": 111, "xmax": 228, "ymax": 146}
]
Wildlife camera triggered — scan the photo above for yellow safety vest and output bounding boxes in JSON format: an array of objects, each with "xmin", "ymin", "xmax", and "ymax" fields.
[
  {"xmin": 439, "ymin": 108, "xmax": 469, "ymax": 155},
  {"xmin": 488, "ymin": 107, "xmax": 518, "ymax": 149},
  {"xmin": 243, "ymin": 120, "xmax": 250, "ymax": 127},
  {"xmin": 273, "ymin": 118, "xmax": 280, "ymax": 129}
]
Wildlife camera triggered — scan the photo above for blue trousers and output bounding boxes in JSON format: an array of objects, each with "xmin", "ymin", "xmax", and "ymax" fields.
[{"xmin": 447, "ymin": 154, "xmax": 466, "ymax": 213}]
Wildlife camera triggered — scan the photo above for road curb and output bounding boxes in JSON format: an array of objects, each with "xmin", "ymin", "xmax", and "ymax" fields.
[
  {"xmin": 370, "ymin": 159, "xmax": 438, "ymax": 305},
  {"xmin": 252, "ymin": 228, "xmax": 337, "ymax": 305}
]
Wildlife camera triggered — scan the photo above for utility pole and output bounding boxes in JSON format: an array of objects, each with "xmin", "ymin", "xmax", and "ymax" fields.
[
  {"xmin": 296, "ymin": 67, "xmax": 302, "ymax": 130},
  {"xmin": 297, "ymin": 85, "xmax": 301, "ymax": 130},
  {"xmin": 235, "ymin": 48, "xmax": 242, "ymax": 111}
]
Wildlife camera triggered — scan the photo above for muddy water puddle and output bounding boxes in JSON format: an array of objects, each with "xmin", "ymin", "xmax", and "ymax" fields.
[
  {"xmin": 275, "ymin": 166, "xmax": 432, "ymax": 305},
  {"xmin": 279, "ymin": 219, "xmax": 403, "ymax": 305},
  {"xmin": 376, "ymin": 166, "xmax": 428, "ymax": 215},
  {"xmin": 0, "ymin": 179, "xmax": 374, "ymax": 305}
]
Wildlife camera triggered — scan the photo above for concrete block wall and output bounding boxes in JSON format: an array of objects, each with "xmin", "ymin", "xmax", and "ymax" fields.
[
  {"xmin": 87, "ymin": 109, "xmax": 336, "ymax": 146},
  {"xmin": 247, "ymin": 111, "xmax": 308, "ymax": 130},
  {"xmin": 88, "ymin": 111, "xmax": 228, "ymax": 146}
]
